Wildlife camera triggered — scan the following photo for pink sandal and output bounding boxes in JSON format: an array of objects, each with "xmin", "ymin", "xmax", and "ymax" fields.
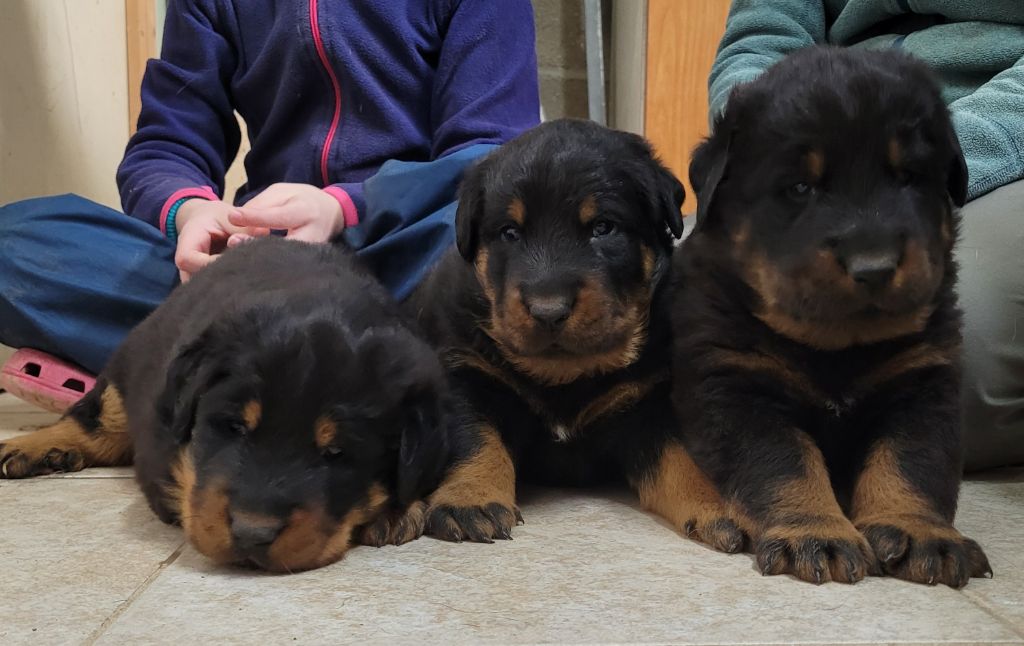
[{"xmin": 0, "ymin": 348, "xmax": 95, "ymax": 414}]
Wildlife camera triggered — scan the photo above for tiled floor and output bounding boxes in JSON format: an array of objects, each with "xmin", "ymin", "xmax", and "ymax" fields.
[{"xmin": 1, "ymin": 392, "xmax": 1022, "ymax": 646}]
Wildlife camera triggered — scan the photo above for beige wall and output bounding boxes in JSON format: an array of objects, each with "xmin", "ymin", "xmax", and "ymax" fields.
[{"xmin": 0, "ymin": 0, "xmax": 129, "ymax": 210}]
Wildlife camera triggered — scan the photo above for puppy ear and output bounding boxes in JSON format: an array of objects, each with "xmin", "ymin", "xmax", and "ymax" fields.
[
  {"xmin": 156, "ymin": 331, "xmax": 224, "ymax": 444},
  {"xmin": 396, "ymin": 394, "xmax": 450, "ymax": 506},
  {"xmin": 649, "ymin": 161, "xmax": 686, "ymax": 240},
  {"xmin": 689, "ymin": 124, "xmax": 732, "ymax": 232},
  {"xmin": 945, "ymin": 127, "xmax": 968, "ymax": 207},
  {"xmin": 352, "ymin": 328, "xmax": 450, "ymax": 504},
  {"xmin": 455, "ymin": 160, "xmax": 488, "ymax": 260}
]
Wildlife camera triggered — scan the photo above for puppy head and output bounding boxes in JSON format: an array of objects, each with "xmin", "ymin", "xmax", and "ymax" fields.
[
  {"xmin": 158, "ymin": 311, "xmax": 448, "ymax": 572},
  {"xmin": 455, "ymin": 119, "xmax": 684, "ymax": 384},
  {"xmin": 690, "ymin": 47, "xmax": 966, "ymax": 349}
]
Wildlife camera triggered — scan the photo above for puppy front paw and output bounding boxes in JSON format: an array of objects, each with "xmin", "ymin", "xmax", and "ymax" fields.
[
  {"xmin": 858, "ymin": 515, "xmax": 992, "ymax": 588},
  {"xmin": 0, "ymin": 440, "xmax": 84, "ymax": 479},
  {"xmin": 358, "ymin": 501, "xmax": 428, "ymax": 547},
  {"xmin": 756, "ymin": 515, "xmax": 877, "ymax": 584},
  {"xmin": 683, "ymin": 515, "xmax": 747, "ymax": 554},
  {"xmin": 425, "ymin": 502, "xmax": 521, "ymax": 543}
]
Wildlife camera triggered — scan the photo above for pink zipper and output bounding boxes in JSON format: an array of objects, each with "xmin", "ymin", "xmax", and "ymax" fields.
[{"xmin": 309, "ymin": 0, "xmax": 342, "ymax": 186}]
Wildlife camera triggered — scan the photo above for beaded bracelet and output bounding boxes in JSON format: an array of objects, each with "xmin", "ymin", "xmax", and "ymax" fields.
[{"xmin": 165, "ymin": 196, "xmax": 202, "ymax": 244}]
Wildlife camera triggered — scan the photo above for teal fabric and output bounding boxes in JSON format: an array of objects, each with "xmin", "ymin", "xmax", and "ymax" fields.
[{"xmin": 708, "ymin": 0, "xmax": 1024, "ymax": 201}]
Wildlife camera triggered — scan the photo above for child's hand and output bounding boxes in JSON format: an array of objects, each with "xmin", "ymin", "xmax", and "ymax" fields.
[
  {"xmin": 175, "ymin": 199, "xmax": 269, "ymax": 282},
  {"xmin": 226, "ymin": 183, "xmax": 344, "ymax": 246}
]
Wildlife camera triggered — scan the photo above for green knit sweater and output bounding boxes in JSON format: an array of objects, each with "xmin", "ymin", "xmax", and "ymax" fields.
[{"xmin": 708, "ymin": 0, "xmax": 1024, "ymax": 200}]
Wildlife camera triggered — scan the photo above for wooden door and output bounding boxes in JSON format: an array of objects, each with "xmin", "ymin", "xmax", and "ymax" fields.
[{"xmin": 644, "ymin": 0, "xmax": 731, "ymax": 214}]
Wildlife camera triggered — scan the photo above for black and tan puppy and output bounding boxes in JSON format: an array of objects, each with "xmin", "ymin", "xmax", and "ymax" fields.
[
  {"xmin": 674, "ymin": 47, "xmax": 991, "ymax": 586},
  {"xmin": 410, "ymin": 119, "xmax": 741, "ymax": 549},
  {"xmin": 0, "ymin": 238, "xmax": 450, "ymax": 572}
]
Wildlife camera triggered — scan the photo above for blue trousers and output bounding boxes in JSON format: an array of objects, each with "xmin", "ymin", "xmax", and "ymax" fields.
[{"xmin": 0, "ymin": 145, "xmax": 490, "ymax": 375}]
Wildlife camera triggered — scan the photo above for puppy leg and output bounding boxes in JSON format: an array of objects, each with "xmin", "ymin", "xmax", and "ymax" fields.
[
  {"xmin": 634, "ymin": 440, "xmax": 747, "ymax": 553},
  {"xmin": 425, "ymin": 424, "xmax": 519, "ymax": 543},
  {"xmin": 746, "ymin": 434, "xmax": 878, "ymax": 584},
  {"xmin": 851, "ymin": 371, "xmax": 991, "ymax": 587},
  {"xmin": 0, "ymin": 380, "xmax": 132, "ymax": 478},
  {"xmin": 683, "ymin": 383, "xmax": 876, "ymax": 583}
]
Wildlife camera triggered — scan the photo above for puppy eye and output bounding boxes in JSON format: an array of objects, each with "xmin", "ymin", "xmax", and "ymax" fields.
[
  {"xmin": 786, "ymin": 182, "xmax": 815, "ymax": 201},
  {"xmin": 500, "ymin": 225, "xmax": 521, "ymax": 243},
  {"xmin": 322, "ymin": 445, "xmax": 344, "ymax": 459},
  {"xmin": 228, "ymin": 420, "xmax": 248, "ymax": 435},
  {"xmin": 591, "ymin": 219, "xmax": 615, "ymax": 237}
]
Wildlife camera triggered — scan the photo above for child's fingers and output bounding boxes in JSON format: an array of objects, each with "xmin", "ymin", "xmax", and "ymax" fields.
[
  {"xmin": 226, "ymin": 234, "xmax": 249, "ymax": 248},
  {"xmin": 176, "ymin": 249, "xmax": 216, "ymax": 277},
  {"xmin": 284, "ymin": 227, "xmax": 329, "ymax": 243},
  {"xmin": 230, "ymin": 206, "xmax": 307, "ymax": 230},
  {"xmin": 175, "ymin": 225, "xmax": 211, "ymax": 275}
]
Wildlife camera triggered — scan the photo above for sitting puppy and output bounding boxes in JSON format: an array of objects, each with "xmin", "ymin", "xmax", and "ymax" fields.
[
  {"xmin": 673, "ymin": 47, "xmax": 991, "ymax": 586},
  {"xmin": 0, "ymin": 238, "xmax": 450, "ymax": 572},
  {"xmin": 410, "ymin": 119, "xmax": 741, "ymax": 549}
]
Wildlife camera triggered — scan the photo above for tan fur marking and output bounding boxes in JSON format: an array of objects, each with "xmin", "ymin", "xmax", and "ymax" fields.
[
  {"xmin": 429, "ymin": 425, "xmax": 516, "ymax": 509},
  {"xmin": 98, "ymin": 386, "xmax": 129, "ymax": 432},
  {"xmin": 507, "ymin": 198, "xmax": 526, "ymax": 226},
  {"xmin": 891, "ymin": 240, "xmax": 934, "ymax": 291},
  {"xmin": 850, "ymin": 440, "xmax": 946, "ymax": 529},
  {"xmin": 708, "ymin": 349, "xmax": 829, "ymax": 403},
  {"xmin": 571, "ymin": 373, "xmax": 665, "ymax": 434},
  {"xmin": 242, "ymin": 401, "xmax": 261, "ymax": 431},
  {"xmin": 641, "ymin": 245, "xmax": 655, "ymax": 283},
  {"xmin": 448, "ymin": 351, "xmax": 662, "ymax": 440},
  {"xmin": 578, "ymin": 195, "xmax": 598, "ymax": 225},
  {"xmin": 806, "ymin": 149, "xmax": 825, "ymax": 181},
  {"xmin": 314, "ymin": 416, "xmax": 337, "ymax": 450},
  {"xmin": 755, "ymin": 306, "xmax": 933, "ymax": 350},
  {"xmin": 500, "ymin": 332, "xmax": 645, "ymax": 385},
  {"xmin": 185, "ymin": 477, "xmax": 234, "ymax": 564},
  {"xmin": 769, "ymin": 434, "xmax": 849, "ymax": 527},
  {"xmin": 493, "ymin": 276, "xmax": 649, "ymax": 385},
  {"xmin": 854, "ymin": 343, "xmax": 955, "ymax": 394},
  {"xmin": 168, "ymin": 448, "xmax": 196, "ymax": 523},
  {"xmin": 741, "ymin": 237, "xmax": 939, "ymax": 350},
  {"xmin": 267, "ymin": 483, "xmax": 389, "ymax": 573},
  {"xmin": 888, "ymin": 137, "xmax": 903, "ymax": 169},
  {"xmin": 637, "ymin": 443, "xmax": 750, "ymax": 534},
  {"xmin": 474, "ymin": 247, "xmax": 495, "ymax": 303}
]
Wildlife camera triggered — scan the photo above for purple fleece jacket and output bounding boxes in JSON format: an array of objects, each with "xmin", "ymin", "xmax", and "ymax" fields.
[{"xmin": 116, "ymin": 0, "xmax": 540, "ymax": 233}]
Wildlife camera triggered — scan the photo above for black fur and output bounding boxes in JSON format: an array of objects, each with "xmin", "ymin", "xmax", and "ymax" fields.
[
  {"xmin": 408, "ymin": 119, "xmax": 695, "ymax": 542},
  {"xmin": 1, "ymin": 238, "xmax": 454, "ymax": 572},
  {"xmin": 674, "ymin": 47, "xmax": 990, "ymax": 586}
]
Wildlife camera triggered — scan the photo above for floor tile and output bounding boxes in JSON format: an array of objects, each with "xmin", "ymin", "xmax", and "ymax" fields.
[
  {"xmin": 958, "ymin": 470, "xmax": 1024, "ymax": 637},
  {"xmin": 97, "ymin": 488, "xmax": 1021, "ymax": 645},
  {"xmin": 0, "ymin": 478, "xmax": 183, "ymax": 645}
]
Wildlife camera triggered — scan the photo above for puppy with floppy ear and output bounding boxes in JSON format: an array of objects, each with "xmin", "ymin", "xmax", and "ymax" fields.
[
  {"xmin": 409, "ymin": 119, "xmax": 744, "ymax": 551},
  {"xmin": 0, "ymin": 238, "xmax": 456, "ymax": 572},
  {"xmin": 673, "ymin": 46, "xmax": 989, "ymax": 587}
]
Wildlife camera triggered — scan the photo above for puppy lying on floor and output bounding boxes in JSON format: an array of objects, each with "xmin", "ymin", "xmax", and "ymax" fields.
[
  {"xmin": 673, "ymin": 46, "xmax": 991, "ymax": 586},
  {"xmin": 409, "ymin": 119, "xmax": 742, "ymax": 550},
  {"xmin": 0, "ymin": 238, "xmax": 451, "ymax": 572}
]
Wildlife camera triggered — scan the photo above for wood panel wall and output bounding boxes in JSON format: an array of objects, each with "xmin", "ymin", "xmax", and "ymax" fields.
[
  {"xmin": 644, "ymin": 0, "xmax": 731, "ymax": 214},
  {"xmin": 125, "ymin": 0, "xmax": 157, "ymax": 135}
]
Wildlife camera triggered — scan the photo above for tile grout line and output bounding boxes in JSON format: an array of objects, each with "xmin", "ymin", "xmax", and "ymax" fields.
[
  {"xmin": 81, "ymin": 541, "xmax": 187, "ymax": 646},
  {"xmin": 962, "ymin": 588, "xmax": 1024, "ymax": 640}
]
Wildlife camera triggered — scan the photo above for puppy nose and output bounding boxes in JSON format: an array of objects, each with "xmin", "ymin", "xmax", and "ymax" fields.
[
  {"xmin": 231, "ymin": 515, "xmax": 284, "ymax": 556},
  {"xmin": 526, "ymin": 295, "xmax": 573, "ymax": 330},
  {"xmin": 846, "ymin": 252, "xmax": 898, "ymax": 291}
]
